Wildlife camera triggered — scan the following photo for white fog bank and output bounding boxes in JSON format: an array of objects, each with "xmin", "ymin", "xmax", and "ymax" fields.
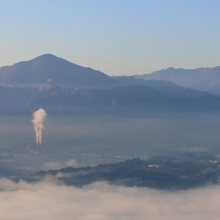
[{"xmin": 0, "ymin": 178, "xmax": 220, "ymax": 220}]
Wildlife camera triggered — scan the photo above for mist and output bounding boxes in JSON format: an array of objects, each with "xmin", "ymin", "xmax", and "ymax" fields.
[
  {"xmin": 2, "ymin": 112, "xmax": 220, "ymax": 155},
  {"xmin": 1, "ymin": 178, "xmax": 220, "ymax": 220},
  {"xmin": 1, "ymin": 112, "xmax": 220, "ymax": 177}
]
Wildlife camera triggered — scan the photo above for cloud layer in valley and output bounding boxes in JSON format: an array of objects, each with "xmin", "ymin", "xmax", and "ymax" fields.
[{"xmin": 1, "ymin": 178, "xmax": 220, "ymax": 220}]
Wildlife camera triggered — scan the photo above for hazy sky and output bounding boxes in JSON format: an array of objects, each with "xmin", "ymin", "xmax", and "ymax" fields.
[{"xmin": 1, "ymin": 0, "xmax": 220, "ymax": 75}]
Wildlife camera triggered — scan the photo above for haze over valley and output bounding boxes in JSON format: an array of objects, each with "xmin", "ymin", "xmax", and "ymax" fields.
[
  {"xmin": 1, "ymin": 57, "xmax": 220, "ymax": 220},
  {"xmin": 2, "ymin": 1, "xmax": 220, "ymax": 219},
  {"xmin": 1, "ymin": 54, "xmax": 220, "ymax": 180},
  {"xmin": 2, "ymin": 55, "xmax": 220, "ymax": 219}
]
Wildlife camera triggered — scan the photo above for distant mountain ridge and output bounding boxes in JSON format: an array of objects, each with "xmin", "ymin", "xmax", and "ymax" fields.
[
  {"xmin": 0, "ymin": 54, "xmax": 119, "ymax": 88},
  {"xmin": 0, "ymin": 84, "xmax": 220, "ymax": 115},
  {"xmin": 1, "ymin": 55, "xmax": 220, "ymax": 115},
  {"xmin": 114, "ymin": 76, "xmax": 217, "ymax": 100},
  {"xmin": 134, "ymin": 66, "xmax": 220, "ymax": 96}
]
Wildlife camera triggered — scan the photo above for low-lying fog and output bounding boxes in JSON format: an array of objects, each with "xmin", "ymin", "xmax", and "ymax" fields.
[
  {"xmin": 0, "ymin": 112, "xmax": 220, "ymax": 175},
  {"xmin": 1, "ymin": 113, "xmax": 220, "ymax": 219},
  {"xmin": 2, "ymin": 113, "xmax": 220, "ymax": 153},
  {"xmin": 1, "ymin": 178, "xmax": 220, "ymax": 220}
]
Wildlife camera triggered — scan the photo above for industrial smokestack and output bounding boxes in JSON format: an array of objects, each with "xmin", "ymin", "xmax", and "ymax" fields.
[{"xmin": 32, "ymin": 108, "xmax": 47, "ymax": 152}]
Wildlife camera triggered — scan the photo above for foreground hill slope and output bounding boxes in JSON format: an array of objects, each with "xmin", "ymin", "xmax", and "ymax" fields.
[
  {"xmin": 28, "ymin": 153, "xmax": 220, "ymax": 190},
  {"xmin": 0, "ymin": 54, "xmax": 119, "ymax": 87},
  {"xmin": 134, "ymin": 66, "xmax": 220, "ymax": 96}
]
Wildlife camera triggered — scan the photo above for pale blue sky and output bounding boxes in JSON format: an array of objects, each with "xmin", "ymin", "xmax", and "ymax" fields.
[{"xmin": 1, "ymin": 0, "xmax": 220, "ymax": 75}]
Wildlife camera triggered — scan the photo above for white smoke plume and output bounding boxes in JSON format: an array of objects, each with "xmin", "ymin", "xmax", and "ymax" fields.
[{"xmin": 32, "ymin": 108, "xmax": 47, "ymax": 146}]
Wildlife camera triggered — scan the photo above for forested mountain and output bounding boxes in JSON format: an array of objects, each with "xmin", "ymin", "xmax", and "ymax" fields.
[{"xmin": 28, "ymin": 153, "xmax": 220, "ymax": 190}]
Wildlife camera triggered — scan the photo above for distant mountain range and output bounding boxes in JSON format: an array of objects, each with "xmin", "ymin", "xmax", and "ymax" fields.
[
  {"xmin": 0, "ymin": 84, "xmax": 220, "ymax": 115},
  {"xmin": 0, "ymin": 54, "xmax": 119, "ymax": 88},
  {"xmin": 134, "ymin": 67, "xmax": 220, "ymax": 96},
  {"xmin": 0, "ymin": 55, "xmax": 220, "ymax": 115},
  {"xmin": 114, "ymin": 76, "xmax": 219, "ymax": 100},
  {"xmin": 2, "ymin": 55, "xmax": 220, "ymax": 97}
]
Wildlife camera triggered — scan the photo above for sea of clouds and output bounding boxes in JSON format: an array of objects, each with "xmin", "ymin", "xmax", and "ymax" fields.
[{"xmin": 0, "ymin": 178, "xmax": 220, "ymax": 220}]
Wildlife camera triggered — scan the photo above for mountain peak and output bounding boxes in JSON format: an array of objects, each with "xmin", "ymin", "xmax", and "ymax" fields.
[
  {"xmin": 31, "ymin": 54, "xmax": 66, "ymax": 64},
  {"xmin": 166, "ymin": 67, "xmax": 175, "ymax": 71},
  {"xmin": 0, "ymin": 55, "xmax": 119, "ymax": 87},
  {"xmin": 34, "ymin": 53, "xmax": 58, "ymax": 59}
]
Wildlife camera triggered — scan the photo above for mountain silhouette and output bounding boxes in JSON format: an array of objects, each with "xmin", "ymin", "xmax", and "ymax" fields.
[
  {"xmin": 134, "ymin": 66, "xmax": 220, "ymax": 96},
  {"xmin": 0, "ymin": 54, "xmax": 119, "ymax": 87}
]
